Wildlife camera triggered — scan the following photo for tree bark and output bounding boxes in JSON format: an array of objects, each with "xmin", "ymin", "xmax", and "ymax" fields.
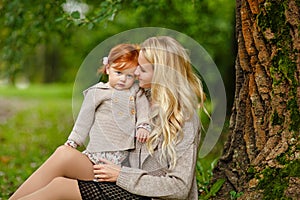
[{"xmin": 212, "ymin": 0, "xmax": 300, "ymax": 199}]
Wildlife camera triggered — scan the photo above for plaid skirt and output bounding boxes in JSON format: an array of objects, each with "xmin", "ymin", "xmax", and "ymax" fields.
[{"xmin": 78, "ymin": 180, "xmax": 151, "ymax": 200}]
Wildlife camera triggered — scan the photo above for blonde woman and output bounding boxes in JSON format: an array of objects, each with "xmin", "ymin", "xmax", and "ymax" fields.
[{"xmin": 12, "ymin": 36, "xmax": 205, "ymax": 200}]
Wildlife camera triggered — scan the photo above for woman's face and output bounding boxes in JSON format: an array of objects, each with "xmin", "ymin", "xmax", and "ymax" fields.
[{"xmin": 135, "ymin": 51, "xmax": 154, "ymax": 89}]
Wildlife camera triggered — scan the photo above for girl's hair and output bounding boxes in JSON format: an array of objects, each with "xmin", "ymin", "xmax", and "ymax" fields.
[
  {"xmin": 99, "ymin": 43, "xmax": 139, "ymax": 74},
  {"xmin": 140, "ymin": 36, "xmax": 205, "ymax": 168}
]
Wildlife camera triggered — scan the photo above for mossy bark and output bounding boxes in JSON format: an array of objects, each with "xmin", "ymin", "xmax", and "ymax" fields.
[{"xmin": 211, "ymin": 0, "xmax": 300, "ymax": 199}]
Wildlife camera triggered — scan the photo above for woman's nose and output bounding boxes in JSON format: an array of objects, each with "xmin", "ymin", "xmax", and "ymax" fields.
[{"xmin": 134, "ymin": 67, "xmax": 139, "ymax": 76}]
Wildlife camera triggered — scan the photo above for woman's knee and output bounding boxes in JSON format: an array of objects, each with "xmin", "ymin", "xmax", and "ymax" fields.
[
  {"xmin": 55, "ymin": 145, "xmax": 73, "ymax": 153},
  {"xmin": 54, "ymin": 145, "xmax": 79, "ymax": 160},
  {"xmin": 51, "ymin": 145, "xmax": 82, "ymax": 171},
  {"xmin": 53, "ymin": 145, "xmax": 93, "ymax": 178}
]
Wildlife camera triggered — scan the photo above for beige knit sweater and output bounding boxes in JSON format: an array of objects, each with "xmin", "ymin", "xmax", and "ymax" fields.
[
  {"xmin": 68, "ymin": 82, "xmax": 150, "ymax": 152},
  {"xmin": 117, "ymin": 113, "xmax": 201, "ymax": 199}
]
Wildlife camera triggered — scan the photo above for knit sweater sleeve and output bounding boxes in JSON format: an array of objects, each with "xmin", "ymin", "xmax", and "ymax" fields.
[
  {"xmin": 67, "ymin": 86, "xmax": 104, "ymax": 146},
  {"xmin": 117, "ymin": 114, "xmax": 200, "ymax": 199},
  {"xmin": 135, "ymin": 88, "xmax": 151, "ymax": 128}
]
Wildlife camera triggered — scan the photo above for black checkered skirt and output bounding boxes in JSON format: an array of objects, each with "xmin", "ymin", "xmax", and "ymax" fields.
[{"xmin": 78, "ymin": 180, "xmax": 151, "ymax": 200}]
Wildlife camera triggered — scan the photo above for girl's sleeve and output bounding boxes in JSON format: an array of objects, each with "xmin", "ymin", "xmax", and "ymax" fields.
[
  {"xmin": 135, "ymin": 89, "xmax": 151, "ymax": 130},
  {"xmin": 116, "ymin": 115, "xmax": 200, "ymax": 199},
  {"xmin": 67, "ymin": 88, "xmax": 102, "ymax": 146}
]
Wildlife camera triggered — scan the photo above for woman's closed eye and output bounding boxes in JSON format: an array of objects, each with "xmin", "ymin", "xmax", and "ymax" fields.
[{"xmin": 138, "ymin": 65, "xmax": 146, "ymax": 73}]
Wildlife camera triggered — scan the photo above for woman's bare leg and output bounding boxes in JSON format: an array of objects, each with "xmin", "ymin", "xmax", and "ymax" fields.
[
  {"xmin": 9, "ymin": 145, "xmax": 94, "ymax": 200},
  {"xmin": 18, "ymin": 177, "xmax": 82, "ymax": 200}
]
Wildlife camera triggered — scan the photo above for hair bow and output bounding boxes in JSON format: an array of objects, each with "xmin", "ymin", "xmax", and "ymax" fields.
[{"xmin": 102, "ymin": 57, "xmax": 109, "ymax": 65}]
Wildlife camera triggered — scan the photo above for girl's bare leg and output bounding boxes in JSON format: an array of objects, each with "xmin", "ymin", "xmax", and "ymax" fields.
[
  {"xmin": 19, "ymin": 177, "xmax": 82, "ymax": 200},
  {"xmin": 9, "ymin": 145, "xmax": 94, "ymax": 200}
]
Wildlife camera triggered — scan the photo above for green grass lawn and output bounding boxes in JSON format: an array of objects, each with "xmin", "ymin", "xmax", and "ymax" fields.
[
  {"xmin": 0, "ymin": 83, "xmax": 226, "ymax": 199},
  {"xmin": 0, "ymin": 84, "xmax": 74, "ymax": 198}
]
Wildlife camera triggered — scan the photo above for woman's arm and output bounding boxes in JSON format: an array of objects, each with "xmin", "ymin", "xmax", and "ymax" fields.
[
  {"xmin": 118, "ymin": 140, "xmax": 199, "ymax": 199},
  {"xmin": 94, "ymin": 115, "xmax": 200, "ymax": 199}
]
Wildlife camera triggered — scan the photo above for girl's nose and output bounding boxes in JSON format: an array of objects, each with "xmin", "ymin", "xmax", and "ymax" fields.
[{"xmin": 120, "ymin": 75, "xmax": 126, "ymax": 81}]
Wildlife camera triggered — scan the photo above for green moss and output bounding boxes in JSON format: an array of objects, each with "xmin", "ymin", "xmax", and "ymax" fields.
[
  {"xmin": 257, "ymin": 0, "xmax": 286, "ymax": 41},
  {"xmin": 287, "ymin": 99, "xmax": 300, "ymax": 132},
  {"xmin": 276, "ymin": 153, "xmax": 288, "ymax": 165},
  {"xmin": 271, "ymin": 50, "xmax": 297, "ymax": 86},
  {"xmin": 247, "ymin": 165, "xmax": 256, "ymax": 174},
  {"xmin": 255, "ymin": 2, "xmax": 299, "ymax": 198},
  {"xmin": 247, "ymin": 165, "xmax": 257, "ymax": 180},
  {"xmin": 258, "ymin": 160, "xmax": 300, "ymax": 199},
  {"xmin": 273, "ymin": 51, "xmax": 300, "ymax": 133},
  {"xmin": 258, "ymin": 0, "xmax": 300, "ymax": 133},
  {"xmin": 271, "ymin": 110, "xmax": 284, "ymax": 126},
  {"xmin": 296, "ymin": 0, "xmax": 300, "ymax": 8}
]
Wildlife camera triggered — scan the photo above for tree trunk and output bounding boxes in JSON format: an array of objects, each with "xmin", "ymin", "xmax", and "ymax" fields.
[{"xmin": 212, "ymin": 0, "xmax": 300, "ymax": 199}]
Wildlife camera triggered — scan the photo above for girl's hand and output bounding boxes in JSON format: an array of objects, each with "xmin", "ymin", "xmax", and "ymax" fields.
[
  {"xmin": 93, "ymin": 158, "xmax": 121, "ymax": 182},
  {"xmin": 136, "ymin": 128, "xmax": 149, "ymax": 143}
]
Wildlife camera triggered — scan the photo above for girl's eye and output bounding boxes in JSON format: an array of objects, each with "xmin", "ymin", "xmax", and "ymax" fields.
[
  {"xmin": 115, "ymin": 71, "xmax": 122, "ymax": 75},
  {"xmin": 127, "ymin": 74, "xmax": 134, "ymax": 79}
]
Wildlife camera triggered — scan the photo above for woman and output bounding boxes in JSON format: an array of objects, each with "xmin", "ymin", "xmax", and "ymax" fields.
[{"xmin": 11, "ymin": 36, "xmax": 205, "ymax": 200}]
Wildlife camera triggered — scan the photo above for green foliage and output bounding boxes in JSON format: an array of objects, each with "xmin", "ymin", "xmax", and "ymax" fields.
[
  {"xmin": 0, "ymin": 0, "xmax": 70, "ymax": 82},
  {"xmin": 1, "ymin": 0, "xmax": 235, "ymax": 97},
  {"xmin": 197, "ymin": 157, "xmax": 225, "ymax": 199},
  {"xmin": 230, "ymin": 190, "xmax": 243, "ymax": 199}
]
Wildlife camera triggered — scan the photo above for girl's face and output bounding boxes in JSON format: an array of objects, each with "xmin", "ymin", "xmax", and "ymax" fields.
[
  {"xmin": 106, "ymin": 66, "xmax": 136, "ymax": 90},
  {"xmin": 135, "ymin": 51, "xmax": 154, "ymax": 89}
]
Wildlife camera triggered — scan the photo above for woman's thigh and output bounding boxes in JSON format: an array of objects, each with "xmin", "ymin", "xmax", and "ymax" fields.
[
  {"xmin": 19, "ymin": 177, "xmax": 82, "ymax": 200},
  {"xmin": 49, "ymin": 145, "xmax": 94, "ymax": 180}
]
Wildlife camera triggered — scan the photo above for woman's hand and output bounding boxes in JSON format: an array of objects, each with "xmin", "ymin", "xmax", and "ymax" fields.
[{"xmin": 93, "ymin": 158, "xmax": 121, "ymax": 182}]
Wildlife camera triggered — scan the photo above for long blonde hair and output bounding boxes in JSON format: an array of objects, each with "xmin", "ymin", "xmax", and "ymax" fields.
[{"xmin": 141, "ymin": 36, "xmax": 205, "ymax": 168}]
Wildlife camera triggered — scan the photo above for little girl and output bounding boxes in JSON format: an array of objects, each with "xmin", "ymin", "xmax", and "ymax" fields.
[
  {"xmin": 65, "ymin": 43, "xmax": 151, "ymax": 165},
  {"xmin": 9, "ymin": 43, "xmax": 151, "ymax": 199}
]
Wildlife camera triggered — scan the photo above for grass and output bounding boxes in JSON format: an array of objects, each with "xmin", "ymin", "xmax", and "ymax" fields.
[
  {"xmin": 0, "ymin": 84, "xmax": 73, "ymax": 198},
  {"xmin": 0, "ymin": 83, "xmax": 226, "ymax": 199}
]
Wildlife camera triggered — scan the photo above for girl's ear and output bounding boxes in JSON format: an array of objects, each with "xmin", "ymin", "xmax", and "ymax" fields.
[{"xmin": 105, "ymin": 65, "xmax": 110, "ymax": 74}]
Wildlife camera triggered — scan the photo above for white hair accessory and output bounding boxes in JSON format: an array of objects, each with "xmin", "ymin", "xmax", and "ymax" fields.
[{"xmin": 102, "ymin": 57, "xmax": 108, "ymax": 65}]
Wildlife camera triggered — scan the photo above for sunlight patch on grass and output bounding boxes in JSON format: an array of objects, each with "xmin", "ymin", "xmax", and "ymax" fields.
[{"xmin": 0, "ymin": 83, "xmax": 73, "ymax": 99}]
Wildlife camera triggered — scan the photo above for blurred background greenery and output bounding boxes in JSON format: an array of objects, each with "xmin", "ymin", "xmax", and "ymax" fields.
[
  {"xmin": 0, "ymin": 0, "xmax": 235, "ymax": 198},
  {"xmin": 0, "ymin": 0, "xmax": 235, "ymax": 107}
]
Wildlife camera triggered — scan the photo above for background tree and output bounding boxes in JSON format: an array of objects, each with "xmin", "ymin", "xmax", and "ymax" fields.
[
  {"xmin": 0, "ymin": 0, "xmax": 235, "ymax": 110},
  {"xmin": 212, "ymin": 0, "xmax": 300, "ymax": 199},
  {"xmin": 0, "ymin": 1, "xmax": 68, "ymax": 83}
]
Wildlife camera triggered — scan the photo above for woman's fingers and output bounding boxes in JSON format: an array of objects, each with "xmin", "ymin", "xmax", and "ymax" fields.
[
  {"xmin": 97, "ymin": 158, "xmax": 113, "ymax": 165},
  {"xmin": 93, "ymin": 162, "xmax": 121, "ymax": 182},
  {"xmin": 93, "ymin": 166, "xmax": 108, "ymax": 182}
]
